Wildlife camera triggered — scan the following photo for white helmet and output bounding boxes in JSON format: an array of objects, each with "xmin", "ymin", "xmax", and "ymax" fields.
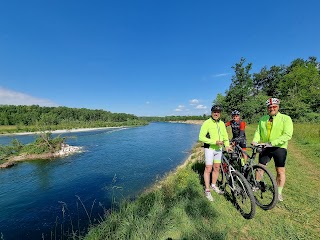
[
  {"xmin": 231, "ymin": 110, "xmax": 240, "ymax": 115},
  {"xmin": 266, "ymin": 98, "xmax": 280, "ymax": 106}
]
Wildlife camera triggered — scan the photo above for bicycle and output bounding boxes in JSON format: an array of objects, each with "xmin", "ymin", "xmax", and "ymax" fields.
[
  {"xmin": 228, "ymin": 139, "xmax": 278, "ymax": 210},
  {"xmin": 216, "ymin": 148, "xmax": 256, "ymax": 219}
]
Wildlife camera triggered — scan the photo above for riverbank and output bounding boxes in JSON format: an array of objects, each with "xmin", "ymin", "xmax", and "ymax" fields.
[{"xmin": 169, "ymin": 120, "xmax": 204, "ymax": 125}]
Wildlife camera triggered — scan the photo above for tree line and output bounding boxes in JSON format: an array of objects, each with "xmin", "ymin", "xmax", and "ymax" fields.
[
  {"xmin": 0, "ymin": 105, "xmax": 147, "ymax": 133},
  {"xmin": 213, "ymin": 56, "xmax": 320, "ymax": 123}
]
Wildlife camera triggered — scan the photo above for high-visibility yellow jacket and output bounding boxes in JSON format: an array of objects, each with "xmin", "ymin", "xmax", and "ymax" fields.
[
  {"xmin": 199, "ymin": 118, "xmax": 230, "ymax": 150},
  {"xmin": 253, "ymin": 112, "xmax": 293, "ymax": 149}
]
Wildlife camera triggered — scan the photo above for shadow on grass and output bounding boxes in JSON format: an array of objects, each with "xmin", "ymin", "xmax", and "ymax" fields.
[
  {"xmin": 191, "ymin": 161, "xmax": 205, "ymax": 186},
  {"xmin": 191, "ymin": 160, "xmax": 251, "ymax": 221}
]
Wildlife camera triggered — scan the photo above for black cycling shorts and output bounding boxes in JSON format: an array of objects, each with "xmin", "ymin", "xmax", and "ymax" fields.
[
  {"xmin": 259, "ymin": 147, "xmax": 287, "ymax": 167},
  {"xmin": 238, "ymin": 141, "xmax": 246, "ymax": 149},
  {"xmin": 232, "ymin": 138, "xmax": 247, "ymax": 149}
]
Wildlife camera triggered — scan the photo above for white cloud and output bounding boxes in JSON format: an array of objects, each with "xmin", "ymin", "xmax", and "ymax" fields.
[
  {"xmin": 212, "ymin": 73, "xmax": 230, "ymax": 78},
  {"xmin": 195, "ymin": 104, "xmax": 207, "ymax": 109},
  {"xmin": 189, "ymin": 99, "xmax": 199, "ymax": 105},
  {"xmin": 174, "ymin": 104, "xmax": 185, "ymax": 112},
  {"xmin": 0, "ymin": 87, "xmax": 58, "ymax": 106}
]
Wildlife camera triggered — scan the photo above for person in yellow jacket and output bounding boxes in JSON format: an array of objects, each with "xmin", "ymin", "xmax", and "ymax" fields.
[
  {"xmin": 199, "ymin": 105, "xmax": 231, "ymax": 201},
  {"xmin": 252, "ymin": 98, "xmax": 293, "ymax": 202}
]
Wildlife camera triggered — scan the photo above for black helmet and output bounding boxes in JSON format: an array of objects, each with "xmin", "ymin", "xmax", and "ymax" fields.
[{"xmin": 211, "ymin": 105, "xmax": 222, "ymax": 112}]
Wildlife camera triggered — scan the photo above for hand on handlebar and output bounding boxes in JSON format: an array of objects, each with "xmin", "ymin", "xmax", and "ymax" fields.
[
  {"xmin": 225, "ymin": 146, "xmax": 232, "ymax": 152},
  {"xmin": 251, "ymin": 142, "xmax": 272, "ymax": 148},
  {"xmin": 251, "ymin": 142, "xmax": 258, "ymax": 146},
  {"xmin": 216, "ymin": 140, "xmax": 224, "ymax": 147},
  {"xmin": 264, "ymin": 142, "xmax": 273, "ymax": 148}
]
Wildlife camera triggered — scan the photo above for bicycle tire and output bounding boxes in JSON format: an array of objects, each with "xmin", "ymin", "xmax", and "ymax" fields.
[
  {"xmin": 216, "ymin": 164, "xmax": 226, "ymax": 190},
  {"xmin": 231, "ymin": 171, "xmax": 256, "ymax": 219},
  {"xmin": 245, "ymin": 164, "xmax": 278, "ymax": 210}
]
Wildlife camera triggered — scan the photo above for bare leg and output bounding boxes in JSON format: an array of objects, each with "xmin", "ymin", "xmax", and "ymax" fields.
[
  {"xmin": 276, "ymin": 167, "xmax": 286, "ymax": 188},
  {"xmin": 204, "ymin": 165, "xmax": 213, "ymax": 190},
  {"xmin": 255, "ymin": 163, "xmax": 265, "ymax": 181},
  {"xmin": 211, "ymin": 163, "xmax": 221, "ymax": 185}
]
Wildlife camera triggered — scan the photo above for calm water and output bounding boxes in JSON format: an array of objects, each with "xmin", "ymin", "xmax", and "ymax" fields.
[{"xmin": 0, "ymin": 122, "xmax": 200, "ymax": 240}]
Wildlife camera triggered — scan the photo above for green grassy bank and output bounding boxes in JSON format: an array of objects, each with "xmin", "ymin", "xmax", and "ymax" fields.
[{"xmin": 82, "ymin": 123, "xmax": 320, "ymax": 240}]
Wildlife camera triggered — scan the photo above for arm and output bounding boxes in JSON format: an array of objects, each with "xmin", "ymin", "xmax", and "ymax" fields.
[
  {"xmin": 199, "ymin": 122, "xmax": 216, "ymax": 145},
  {"xmin": 270, "ymin": 116, "xmax": 293, "ymax": 146},
  {"xmin": 239, "ymin": 121, "xmax": 246, "ymax": 139},
  {"xmin": 221, "ymin": 122, "xmax": 230, "ymax": 147},
  {"xmin": 252, "ymin": 122, "xmax": 261, "ymax": 144}
]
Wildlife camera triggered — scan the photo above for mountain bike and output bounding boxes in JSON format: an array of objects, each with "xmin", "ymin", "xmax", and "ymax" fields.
[
  {"xmin": 228, "ymin": 139, "xmax": 278, "ymax": 210},
  {"xmin": 216, "ymin": 148, "xmax": 256, "ymax": 219}
]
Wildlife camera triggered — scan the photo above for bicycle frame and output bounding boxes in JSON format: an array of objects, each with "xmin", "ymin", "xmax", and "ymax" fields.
[
  {"xmin": 221, "ymin": 151, "xmax": 238, "ymax": 191},
  {"xmin": 231, "ymin": 141, "xmax": 263, "ymax": 170}
]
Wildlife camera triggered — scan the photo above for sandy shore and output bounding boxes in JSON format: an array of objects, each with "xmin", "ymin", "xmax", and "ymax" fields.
[
  {"xmin": 1, "ymin": 126, "xmax": 126, "ymax": 136},
  {"xmin": 169, "ymin": 120, "xmax": 204, "ymax": 125}
]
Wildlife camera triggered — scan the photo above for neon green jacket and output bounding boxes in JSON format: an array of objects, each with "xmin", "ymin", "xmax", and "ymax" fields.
[
  {"xmin": 199, "ymin": 118, "xmax": 230, "ymax": 150},
  {"xmin": 252, "ymin": 112, "xmax": 293, "ymax": 149}
]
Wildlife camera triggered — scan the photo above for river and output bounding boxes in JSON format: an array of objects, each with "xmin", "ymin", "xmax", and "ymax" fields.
[{"xmin": 0, "ymin": 122, "xmax": 201, "ymax": 240}]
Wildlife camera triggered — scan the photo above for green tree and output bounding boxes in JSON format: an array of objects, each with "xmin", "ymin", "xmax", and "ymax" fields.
[
  {"xmin": 224, "ymin": 57, "xmax": 253, "ymax": 113},
  {"xmin": 279, "ymin": 61, "xmax": 320, "ymax": 112},
  {"xmin": 253, "ymin": 65, "xmax": 286, "ymax": 97}
]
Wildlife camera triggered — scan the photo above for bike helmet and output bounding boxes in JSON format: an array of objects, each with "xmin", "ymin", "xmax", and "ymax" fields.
[
  {"xmin": 266, "ymin": 98, "xmax": 280, "ymax": 106},
  {"xmin": 231, "ymin": 110, "xmax": 240, "ymax": 115},
  {"xmin": 211, "ymin": 105, "xmax": 222, "ymax": 112}
]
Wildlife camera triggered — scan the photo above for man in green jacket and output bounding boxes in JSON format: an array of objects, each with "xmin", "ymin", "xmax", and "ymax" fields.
[
  {"xmin": 199, "ymin": 105, "xmax": 231, "ymax": 201},
  {"xmin": 252, "ymin": 98, "xmax": 293, "ymax": 202}
]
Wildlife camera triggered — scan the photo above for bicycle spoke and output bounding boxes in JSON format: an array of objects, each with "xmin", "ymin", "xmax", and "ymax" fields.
[
  {"xmin": 247, "ymin": 165, "xmax": 278, "ymax": 210},
  {"xmin": 231, "ymin": 171, "xmax": 256, "ymax": 219}
]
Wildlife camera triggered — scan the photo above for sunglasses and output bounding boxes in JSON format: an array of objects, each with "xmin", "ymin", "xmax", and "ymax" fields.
[{"xmin": 268, "ymin": 105, "xmax": 278, "ymax": 109}]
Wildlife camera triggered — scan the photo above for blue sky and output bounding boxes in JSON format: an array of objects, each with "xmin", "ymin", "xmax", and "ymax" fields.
[{"xmin": 0, "ymin": 0, "xmax": 319, "ymax": 116}]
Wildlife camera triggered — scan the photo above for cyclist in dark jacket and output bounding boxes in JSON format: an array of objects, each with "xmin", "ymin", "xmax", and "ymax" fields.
[{"xmin": 225, "ymin": 110, "xmax": 247, "ymax": 165}]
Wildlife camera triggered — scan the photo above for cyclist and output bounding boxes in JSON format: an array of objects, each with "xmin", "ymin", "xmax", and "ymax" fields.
[
  {"xmin": 225, "ymin": 110, "xmax": 247, "ymax": 166},
  {"xmin": 252, "ymin": 98, "xmax": 293, "ymax": 202},
  {"xmin": 199, "ymin": 105, "xmax": 231, "ymax": 201}
]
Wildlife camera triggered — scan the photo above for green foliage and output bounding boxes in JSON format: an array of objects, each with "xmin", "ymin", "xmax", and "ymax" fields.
[
  {"xmin": 213, "ymin": 56, "xmax": 320, "ymax": 123},
  {"xmin": 21, "ymin": 133, "xmax": 65, "ymax": 154},
  {"xmin": 253, "ymin": 65, "xmax": 286, "ymax": 97},
  {"xmin": 224, "ymin": 57, "xmax": 253, "ymax": 112},
  {"xmin": 0, "ymin": 139, "xmax": 24, "ymax": 160},
  {"xmin": 0, "ymin": 105, "xmax": 142, "ymax": 128},
  {"xmin": 0, "ymin": 134, "xmax": 65, "ymax": 160}
]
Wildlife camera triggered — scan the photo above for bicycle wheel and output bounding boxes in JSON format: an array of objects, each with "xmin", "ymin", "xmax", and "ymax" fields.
[
  {"xmin": 216, "ymin": 165, "xmax": 225, "ymax": 191},
  {"xmin": 231, "ymin": 171, "xmax": 256, "ymax": 219},
  {"xmin": 245, "ymin": 164, "xmax": 278, "ymax": 210}
]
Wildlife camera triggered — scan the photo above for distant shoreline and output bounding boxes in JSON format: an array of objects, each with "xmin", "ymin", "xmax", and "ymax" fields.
[
  {"xmin": 0, "ymin": 126, "xmax": 126, "ymax": 136},
  {"xmin": 0, "ymin": 122, "xmax": 205, "ymax": 136},
  {"xmin": 169, "ymin": 120, "xmax": 204, "ymax": 125}
]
